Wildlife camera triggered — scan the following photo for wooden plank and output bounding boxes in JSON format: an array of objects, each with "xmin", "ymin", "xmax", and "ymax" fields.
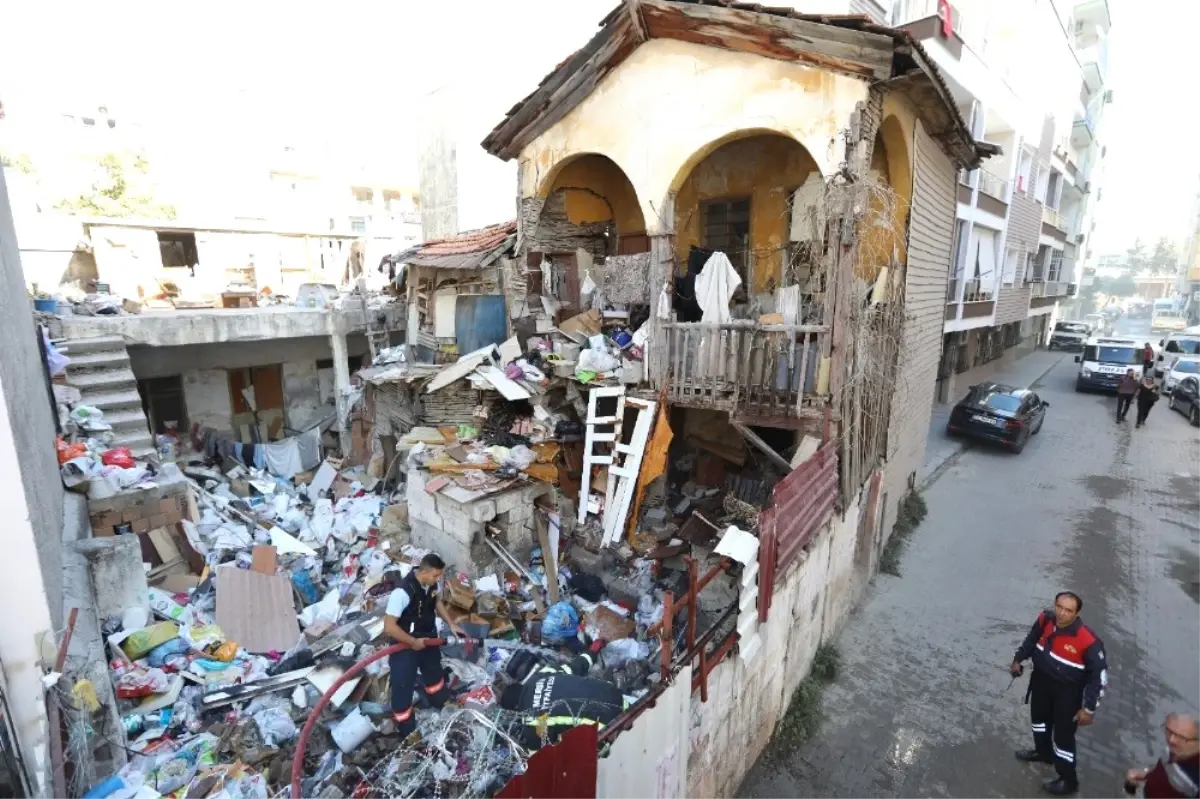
[
  {"xmin": 732, "ymin": 421, "xmax": 794, "ymax": 474},
  {"xmin": 215, "ymin": 566, "xmax": 301, "ymax": 654},
  {"xmin": 252, "ymin": 545, "xmax": 278, "ymax": 575},
  {"xmin": 534, "ymin": 512, "xmax": 561, "ymax": 604}
]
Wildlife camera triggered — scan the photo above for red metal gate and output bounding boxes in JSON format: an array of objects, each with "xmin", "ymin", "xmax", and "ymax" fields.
[
  {"xmin": 758, "ymin": 440, "xmax": 839, "ymax": 621},
  {"xmin": 495, "ymin": 724, "xmax": 598, "ymax": 799}
]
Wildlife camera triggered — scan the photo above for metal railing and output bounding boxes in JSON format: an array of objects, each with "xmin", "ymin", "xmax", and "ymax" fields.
[
  {"xmin": 1031, "ymin": 282, "xmax": 1046, "ymax": 298},
  {"xmin": 962, "ymin": 279, "xmax": 993, "ymax": 302},
  {"xmin": 958, "ymin": 169, "xmax": 977, "ymax": 189},
  {"xmin": 657, "ymin": 322, "xmax": 828, "ymax": 417},
  {"xmin": 946, "ymin": 276, "xmax": 961, "ymax": 303},
  {"xmin": 1043, "ymin": 207, "xmax": 1065, "ymax": 229},
  {"xmin": 978, "ymin": 170, "xmax": 1009, "ymax": 201}
]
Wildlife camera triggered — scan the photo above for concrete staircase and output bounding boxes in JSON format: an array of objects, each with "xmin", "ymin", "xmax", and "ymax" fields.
[{"xmin": 60, "ymin": 335, "xmax": 156, "ymax": 459}]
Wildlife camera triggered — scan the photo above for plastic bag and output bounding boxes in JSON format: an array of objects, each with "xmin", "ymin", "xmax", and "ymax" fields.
[
  {"xmin": 101, "ymin": 447, "xmax": 136, "ymax": 468},
  {"xmin": 601, "ymin": 638, "xmax": 649, "ymax": 667},
  {"xmin": 120, "ymin": 621, "xmax": 180, "ymax": 660},
  {"xmin": 56, "ymin": 438, "xmax": 88, "ymax": 465},
  {"xmin": 578, "ymin": 348, "xmax": 620, "ymax": 374},
  {"xmin": 146, "ymin": 637, "xmax": 192, "ymax": 668},
  {"xmin": 542, "ymin": 601, "xmax": 580, "ymax": 642},
  {"xmin": 152, "ymin": 750, "xmax": 199, "ymax": 795},
  {"xmin": 116, "ymin": 668, "xmax": 170, "ymax": 699},
  {"xmin": 253, "ymin": 706, "xmax": 297, "ymax": 746}
]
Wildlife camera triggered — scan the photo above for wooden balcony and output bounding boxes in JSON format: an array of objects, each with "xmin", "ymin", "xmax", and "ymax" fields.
[{"xmin": 654, "ymin": 322, "xmax": 828, "ymax": 425}]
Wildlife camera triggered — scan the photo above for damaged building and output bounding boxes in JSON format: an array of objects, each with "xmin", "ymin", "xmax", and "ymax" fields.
[{"xmin": 0, "ymin": 2, "xmax": 999, "ymax": 798}]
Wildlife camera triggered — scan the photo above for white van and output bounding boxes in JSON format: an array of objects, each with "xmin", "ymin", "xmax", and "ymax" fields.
[
  {"xmin": 1074, "ymin": 337, "xmax": 1145, "ymax": 392},
  {"xmin": 1155, "ymin": 332, "xmax": 1200, "ymax": 379}
]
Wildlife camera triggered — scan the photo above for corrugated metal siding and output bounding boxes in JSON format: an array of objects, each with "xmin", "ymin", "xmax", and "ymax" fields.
[
  {"xmin": 596, "ymin": 666, "xmax": 690, "ymax": 798},
  {"xmin": 883, "ymin": 119, "xmax": 956, "ymax": 537},
  {"xmin": 996, "ymin": 116, "xmax": 1054, "ymax": 325},
  {"xmin": 497, "ymin": 724, "xmax": 598, "ymax": 799}
]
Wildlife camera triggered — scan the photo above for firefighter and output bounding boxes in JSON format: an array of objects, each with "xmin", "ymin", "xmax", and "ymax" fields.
[
  {"xmin": 383, "ymin": 553, "xmax": 465, "ymax": 738},
  {"xmin": 498, "ymin": 643, "xmax": 627, "ymax": 749},
  {"xmin": 1011, "ymin": 590, "xmax": 1108, "ymax": 796}
]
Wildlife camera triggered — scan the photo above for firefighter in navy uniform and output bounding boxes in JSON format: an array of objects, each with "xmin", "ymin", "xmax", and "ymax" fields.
[
  {"xmin": 498, "ymin": 644, "xmax": 627, "ymax": 749},
  {"xmin": 1011, "ymin": 590, "xmax": 1109, "ymax": 796},
  {"xmin": 383, "ymin": 553, "xmax": 465, "ymax": 739}
]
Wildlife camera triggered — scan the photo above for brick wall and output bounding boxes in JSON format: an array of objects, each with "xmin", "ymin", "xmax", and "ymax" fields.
[{"xmin": 88, "ymin": 493, "xmax": 187, "ymax": 538}]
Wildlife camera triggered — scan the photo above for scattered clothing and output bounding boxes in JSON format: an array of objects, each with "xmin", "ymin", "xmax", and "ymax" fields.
[{"xmin": 264, "ymin": 437, "xmax": 303, "ymax": 478}]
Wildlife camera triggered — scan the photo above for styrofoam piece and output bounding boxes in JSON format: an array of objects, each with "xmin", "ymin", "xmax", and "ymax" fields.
[
  {"xmin": 714, "ymin": 525, "xmax": 759, "ymax": 566},
  {"xmin": 739, "ymin": 633, "xmax": 762, "ymax": 663}
]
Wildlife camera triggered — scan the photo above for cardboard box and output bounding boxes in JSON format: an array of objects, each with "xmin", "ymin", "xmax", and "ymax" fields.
[{"xmin": 131, "ymin": 518, "xmax": 151, "ymax": 534}]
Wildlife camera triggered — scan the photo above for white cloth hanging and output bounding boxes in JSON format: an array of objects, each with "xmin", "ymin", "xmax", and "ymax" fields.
[
  {"xmin": 694, "ymin": 251, "xmax": 742, "ymax": 378},
  {"xmin": 695, "ymin": 251, "xmax": 741, "ymax": 324}
]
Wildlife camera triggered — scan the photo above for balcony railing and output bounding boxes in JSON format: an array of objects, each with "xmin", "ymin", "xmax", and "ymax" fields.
[
  {"xmin": 962, "ymin": 279, "xmax": 993, "ymax": 302},
  {"xmin": 978, "ymin": 170, "xmax": 1009, "ymax": 201},
  {"xmin": 958, "ymin": 169, "xmax": 976, "ymax": 189},
  {"xmin": 946, "ymin": 276, "xmax": 961, "ymax": 303},
  {"xmin": 657, "ymin": 322, "xmax": 828, "ymax": 417},
  {"xmin": 1043, "ymin": 207, "xmax": 1065, "ymax": 229},
  {"xmin": 1031, "ymin": 282, "xmax": 1046, "ymax": 298}
]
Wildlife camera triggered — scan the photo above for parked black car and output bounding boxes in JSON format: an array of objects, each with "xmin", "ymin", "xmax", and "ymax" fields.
[
  {"xmin": 1168, "ymin": 375, "xmax": 1200, "ymax": 426},
  {"xmin": 947, "ymin": 382, "xmax": 1049, "ymax": 453}
]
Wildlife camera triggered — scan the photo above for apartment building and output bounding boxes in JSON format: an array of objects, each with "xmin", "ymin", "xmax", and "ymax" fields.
[{"xmin": 891, "ymin": 0, "xmax": 1111, "ymax": 398}]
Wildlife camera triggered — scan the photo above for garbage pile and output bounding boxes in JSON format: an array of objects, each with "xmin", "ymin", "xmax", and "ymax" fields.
[{"xmin": 80, "ymin": 439, "xmax": 711, "ymax": 799}]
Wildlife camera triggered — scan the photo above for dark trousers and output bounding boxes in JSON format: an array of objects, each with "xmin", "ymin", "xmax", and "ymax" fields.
[
  {"xmin": 389, "ymin": 646, "xmax": 448, "ymax": 737},
  {"xmin": 1136, "ymin": 401, "xmax": 1154, "ymax": 425},
  {"xmin": 1116, "ymin": 394, "xmax": 1133, "ymax": 420},
  {"xmin": 1030, "ymin": 671, "xmax": 1083, "ymax": 785}
]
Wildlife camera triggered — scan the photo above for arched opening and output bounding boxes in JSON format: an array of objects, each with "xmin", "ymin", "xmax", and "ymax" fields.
[
  {"xmin": 861, "ymin": 116, "xmax": 912, "ymax": 280},
  {"xmin": 536, "ymin": 153, "xmax": 647, "ymax": 254},
  {"xmin": 671, "ymin": 132, "xmax": 820, "ymax": 305}
]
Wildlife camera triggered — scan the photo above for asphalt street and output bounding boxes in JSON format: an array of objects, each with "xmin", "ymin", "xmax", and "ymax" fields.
[{"xmin": 740, "ymin": 320, "xmax": 1200, "ymax": 798}]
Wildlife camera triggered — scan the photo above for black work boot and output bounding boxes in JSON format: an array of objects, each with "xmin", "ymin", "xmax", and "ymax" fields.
[
  {"xmin": 1015, "ymin": 749, "xmax": 1054, "ymax": 764},
  {"xmin": 1041, "ymin": 777, "xmax": 1079, "ymax": 795}
]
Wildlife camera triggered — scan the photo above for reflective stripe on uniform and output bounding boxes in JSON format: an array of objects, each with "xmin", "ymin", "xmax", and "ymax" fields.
[
  {"xmin": 1047, "ymin": 650, "xmax": 1085, "ymax": 669},
  {"xmin": 393, "ymin": 707, "xmax": 413, "ymax": 722},
  {"xmin": 525, "ymin": 716, "xmax": 606, "ymax": 731},
  {"xmin": 1053, "ymin": 744, "xmax": 1075, "ymax": 762},
  {"xmin": 424, "ymin": 678, "xmax": 445, "ymax": 694}
]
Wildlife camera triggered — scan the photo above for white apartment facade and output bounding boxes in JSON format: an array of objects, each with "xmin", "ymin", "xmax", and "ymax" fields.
[{"xmin": 890, "ymin": 0, "xmax": 1111, "ymax": 395}]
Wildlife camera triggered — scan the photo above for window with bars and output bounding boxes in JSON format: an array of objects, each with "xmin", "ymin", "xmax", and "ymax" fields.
[{"xmin": 701, "ymin": 197, "xmax": 751, "ymax": 284}]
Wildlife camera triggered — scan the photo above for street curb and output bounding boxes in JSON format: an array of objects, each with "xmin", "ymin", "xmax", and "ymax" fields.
[{"xmin": 917, "ymin": 352, "xmax": 1068, "ymax": 493}]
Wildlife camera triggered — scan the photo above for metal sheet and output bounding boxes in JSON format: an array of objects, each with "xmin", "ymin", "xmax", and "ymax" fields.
[
  {"xmin": 496, "ymin": 723, "xmax": 598, "ymax": 799},
  {"xmin": 455, "ymin": 295, "xmax": 509, "ymax": 355},
  {"xmin": 597, "ymin": 665, "xmax": 691, "ymax": 799}
]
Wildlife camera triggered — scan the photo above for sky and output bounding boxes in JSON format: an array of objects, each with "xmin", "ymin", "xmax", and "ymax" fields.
[{"xmin": 0, "ymin": 0, "xmax": 1193, "ymax": 255}]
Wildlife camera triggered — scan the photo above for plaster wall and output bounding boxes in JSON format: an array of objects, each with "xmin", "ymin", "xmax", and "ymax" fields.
[{"xmin": 520, "ymin": 39, "xmax": 869, "ymax": 234}]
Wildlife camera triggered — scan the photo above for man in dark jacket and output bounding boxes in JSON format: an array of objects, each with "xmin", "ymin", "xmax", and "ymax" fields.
[
  {"xmin": 1136, "ymin": 376, "xmax": 1161, "ymax": 428},
  {"xmin": 383, "ymin": 554, "xmax": 465, "ymax": 738},
  {"xmin": 1011, "ymin": 591, "xmax": 1108, "ymax": 795},
  {"xmin": 499, "ymin": 647, "xmax": 627, "ymax": 750},
  {"xmin": 1117, "ymin": 369, "xmax": 1138, "ymax": 423},
  {"xmin": 1126, "ymin": 714, "xmax": 1200, "ymax": 798}
]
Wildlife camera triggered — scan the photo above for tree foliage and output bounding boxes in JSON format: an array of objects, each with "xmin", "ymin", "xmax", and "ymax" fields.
[
  {"xmin": 1093, "ymin": 273, "xmax": 1138, "ymax": 297},
  {"xmin": 55, "ymin": 151, "xmax": 176, "ymax": 219},
  {"xmin": 1148, "ymin": 237, "xmax": 1178, "ymax": 276}
]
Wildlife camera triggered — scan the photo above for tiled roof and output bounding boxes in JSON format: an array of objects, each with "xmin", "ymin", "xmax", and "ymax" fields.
[{"xmin": 396, "ymin": 220, "xmax": 518, "ymax": 270}]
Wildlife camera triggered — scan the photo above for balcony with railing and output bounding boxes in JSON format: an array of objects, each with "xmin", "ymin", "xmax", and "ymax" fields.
[
  {"xmin": 978, "ymin": 170, "xmax": 1009, "ymax": 202},
  {"xmin": 1042, "ymin": 206, "xmax": 1066, "ymax": 230},
  {"xmin": 1072, "ymin": 107, "xmax": 1097, "ymax": 148},
  {"xmin": 654, "ymin": 322, "xmax": 829, "ymax": 422}
]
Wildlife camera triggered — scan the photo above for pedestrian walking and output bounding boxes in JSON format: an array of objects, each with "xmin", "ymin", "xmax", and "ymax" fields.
[
  {"xmin": 1144, "ymin": 342, "xmax": 1156, "ymax": 375},
  {"xmin": 1117, "ymin": 369, "xmax": 1138, "ymax": 423},
  {"xmin": 1011, "ymin": 591, "xmax": 1108, "ymax": 795},
  {"xmin": 1136, "ymin": 376, "xmax": 1160, "ymax": 428},
  {"xmin": 383, "ymin": 553, "xmax": 465, "ymax": 739},
  {"xmin": 1124, "ymin": 713, "xmax": 1199, "ymax": 798}
]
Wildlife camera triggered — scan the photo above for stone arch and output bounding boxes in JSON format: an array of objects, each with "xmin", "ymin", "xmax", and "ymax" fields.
[
  {"xmin": 860, "ymin": 114, "xmax": 913, "ymax": 278},
  {"xmin": 535, "ymin": 152, "xmax": 646, "ymax": 239},
  {"xmin": 669, "ymin": 130, "xmax": 822, "ymax": 295}
]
